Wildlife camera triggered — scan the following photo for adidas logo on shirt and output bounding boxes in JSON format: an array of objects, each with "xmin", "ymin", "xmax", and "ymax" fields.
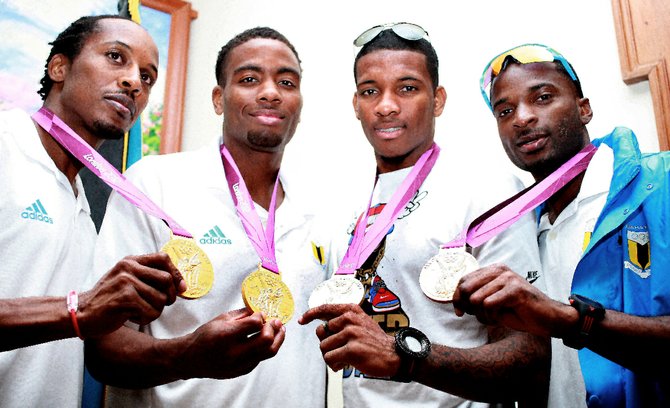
[
  {"xmin": 21, "ymin": 199, "xmax": 54, "ymax": 224},
  {"xmin": 200, "ymin": 225, "xmax": 232, "ymax": 245}
]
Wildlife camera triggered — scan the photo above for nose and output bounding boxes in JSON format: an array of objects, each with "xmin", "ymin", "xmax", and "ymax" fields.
[
  {"xmin": 258, "ymin": 80, "xmax": 281, "ymax": 103},
  {"xmin": 119, "ymin": 66, "xmax": 142, "ymax": 97},
  {"xmin": 375, "ymin": 91, "xmax": 399, "ymax": 117},
  {"xmin": 512, "ymin": 103, "xmax": 536, "ymax": 128}
]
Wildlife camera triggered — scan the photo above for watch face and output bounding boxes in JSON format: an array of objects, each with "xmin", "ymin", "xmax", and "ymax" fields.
[
  {"xmin": 405, "ymin": 336, "xmax": 423, "ymax": 353},
  {"xmin": 396, "ymin": 327, "xmax": 431, "ymax": 359}
]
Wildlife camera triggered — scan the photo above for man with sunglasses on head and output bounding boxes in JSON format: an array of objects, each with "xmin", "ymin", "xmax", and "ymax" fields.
[
  {"xmin": 300, "ymin": 24, "xmax": 549, "ymax": 407},
  {"xmin": 454, "ymin": 44, "xmax": 670, "ymax": 407}
]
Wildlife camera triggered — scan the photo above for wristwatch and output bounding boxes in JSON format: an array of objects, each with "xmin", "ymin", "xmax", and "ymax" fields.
[
  {"xmin": 562, "ymin": 294, "xmax": 606, "ymax": 350},
  {"xmin": 392, "ymin": 327, "xmax": 431, "ymax": 382}
]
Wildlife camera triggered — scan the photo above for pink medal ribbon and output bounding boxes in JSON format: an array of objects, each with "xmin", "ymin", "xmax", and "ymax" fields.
[
  {"xmin": 336, "ymin": 144, "xmax": 441, "ymax": 275},
  {"xmin": 443, "ymin": 143, "xmax": 598, "ymax": 249},
  {"xmin": 31, "ymin": 107, "xmax": 191, "ymax": 237},
  {"xmin": 220, "ymin": 145, "xmax": 280, "ymax": 273}
]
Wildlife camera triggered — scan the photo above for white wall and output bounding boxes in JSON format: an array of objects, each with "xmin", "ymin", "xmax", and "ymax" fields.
[
  {"xmin": 181, "ymin": 6, "xmax": 661, "ymax": 404},
  {"xmin": 182, "ymin": 0, "xmax": 658, "ymax": 216}
]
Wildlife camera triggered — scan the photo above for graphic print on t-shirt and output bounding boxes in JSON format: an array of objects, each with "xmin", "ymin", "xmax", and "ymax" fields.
[
  {"xmin": 342, "ymin": 189, "xmax": 427, "ymax": 381},
  {"xmin": 20, "ymin": 198, "xmax": 54, "ymax": 224}
]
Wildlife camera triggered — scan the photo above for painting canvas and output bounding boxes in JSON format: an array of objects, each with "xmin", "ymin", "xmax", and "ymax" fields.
[{"xmin": 0, "ymin": 0, "xmax": 171, "ymax": 157}]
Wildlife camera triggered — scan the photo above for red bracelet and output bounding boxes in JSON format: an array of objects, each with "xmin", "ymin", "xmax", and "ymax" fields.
[{"xmin": 67, "ymin": 290, "xmax": 83, "ymax": 340}]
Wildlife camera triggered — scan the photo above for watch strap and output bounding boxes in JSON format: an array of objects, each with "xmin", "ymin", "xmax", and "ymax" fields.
[
  {"xmin": 391, "ymin": 327, "xmax": 431, "ymax": 382},
  {"xmin": 563, "ymin": 294, "xmax": 605, "ymax": 349}
]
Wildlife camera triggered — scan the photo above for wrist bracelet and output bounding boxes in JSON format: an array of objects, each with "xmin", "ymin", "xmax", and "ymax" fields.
[{"xmin": 67, "ymin": 290, "xmax": 83, "ymax": 340}]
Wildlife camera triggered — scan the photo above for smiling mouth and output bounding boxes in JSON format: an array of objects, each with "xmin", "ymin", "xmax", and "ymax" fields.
[
  {"xmin": 253, "ymin": 114, "xmax": 283, "ymax": 126},
  {"xmin": 377, "ymin": 127, "xmax": 403, "ymax": 133},
  {"xmin": 251, "ymin": 109, "xmax": 285, "ymax": 126}
]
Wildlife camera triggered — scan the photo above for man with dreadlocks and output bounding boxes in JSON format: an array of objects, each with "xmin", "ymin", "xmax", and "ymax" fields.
[{"xmin": 0, "ymin": 15, "xmax": 185, "ymax": 407}]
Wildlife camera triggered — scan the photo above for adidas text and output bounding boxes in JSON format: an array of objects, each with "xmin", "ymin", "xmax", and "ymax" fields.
[
  {"xmin": 200, "ymin": 237, "xmax": 232, "ymax": 245},
  {"xmin": 21, "ymin": 211, "xmax": 53, "ymax": 224}
]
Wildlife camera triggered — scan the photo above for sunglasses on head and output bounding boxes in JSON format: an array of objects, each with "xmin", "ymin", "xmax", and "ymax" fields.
[
  {"xmin": 353, "ymin": 22, "xmax": 429, "ymax": 47},
  {"xmin": 480, "ymin": 43, "xmax": 578, "ymax": 111}
]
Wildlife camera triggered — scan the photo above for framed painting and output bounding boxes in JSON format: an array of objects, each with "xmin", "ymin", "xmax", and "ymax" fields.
[
  {"xmin": 0, "ymin": 0, "xmax": 197, "ymax": 155},
  {"xmin": 140, "ymin": 0, "xmax": 198, "ymax": 154}
]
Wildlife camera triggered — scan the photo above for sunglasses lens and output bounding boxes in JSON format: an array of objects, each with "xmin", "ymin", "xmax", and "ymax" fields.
[
  {"xmin": 354, "ymin": 26, "xmax": 384, "ymax": 47},
  {"xmin": 509, "ymin": 45, "xmax": 554, "ymax": 65},
  {"xmin": 354, "ymin": 22, "xmax": 429, "ymax": 47},
  {"xmin": 481, "ymin": 45, "xmax": 557, "ymax": 90},
  {"xmin": 392, "ymin": 23, "xmax": 427, "ymax": 41}
]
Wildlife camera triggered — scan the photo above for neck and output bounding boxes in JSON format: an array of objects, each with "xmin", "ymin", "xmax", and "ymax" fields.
[
  {"xmin": 376, "ymin": 141, "xmax": 434, "ymax": 174},
  {"xmin": 534, "ymin": 134, "xmax": 592, "ymax": 224},
  {"xmin": 224, "ymin": 143, "xmax": 284, "ymax": 211},
  {"xmin": 541, "ymin": 172, "xmax": 586, "ymax": 224},
  {"xmin": 34, "ymin": 118, "xmax": 83, "ymax": 184},
  {"xmin": 37, "ymin": 103, "xmax": 103, "ymax": 184}
]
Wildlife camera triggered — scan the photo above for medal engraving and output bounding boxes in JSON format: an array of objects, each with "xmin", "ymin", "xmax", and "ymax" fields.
[
  {"xmin": 308, "ymin": 275, "xmax": 365, "ymax": 309},
  {"xmin": 420, "ymin": 247, "xmax": 479, "ymax": 302},
  {"xmin": 161, "ymin": 236, "xmax": 214, "ymax": 299},
  {"xmin": 241, "ymin": 267, "xmax": 294, "ymax": 324}
]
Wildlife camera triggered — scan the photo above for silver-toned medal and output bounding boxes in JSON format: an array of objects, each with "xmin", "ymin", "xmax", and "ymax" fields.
[
  {"xmin": 308, "ymin": 275, "xmax": 365, "ymax": 309},
  {"xmin": 420, "ymin": 247, "xmax": 479, "ymax": 302}
]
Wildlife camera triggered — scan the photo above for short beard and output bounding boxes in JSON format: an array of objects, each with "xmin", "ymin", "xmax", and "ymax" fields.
[
  {"xmin": 92, "ymin": 120, "xmax": 125, "ymax": 140},
  {"xmin": 247, "ymin": 131, "xmax": 284, "ymax": 150},
  {"xmin": 525, "ymin": 117, "xmax": 588, "ymax": 180}
]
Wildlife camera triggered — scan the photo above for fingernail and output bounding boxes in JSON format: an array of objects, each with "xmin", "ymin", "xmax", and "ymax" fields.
[{"xmin": 178, "ymin": 280, "xmax": 188, "ymax": 293}]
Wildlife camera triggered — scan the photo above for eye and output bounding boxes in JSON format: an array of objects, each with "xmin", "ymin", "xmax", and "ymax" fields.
[
  {"xmin": 140, "ymin": 72, "xmax": 155, "ymax": 87},
  {"xmin": 359, "ymin": 88, "xmax": 377, "ymax": 96},
  {"xmin": 279, "ymin": 79, "xmax": 296, "ymax": 88},
  {"xmin": 536, "ymin": 93, "xmax": 552, "ymax": 103},
  {"xmin": 496, "ymin": 107, "xmax": 512, "ymax": 118},
  {"xmin": 106, "ymin": 50, "xmax": 123, "ymax": 63},
  {"xmin": 400, "ymin": 85, "xmax": 418, "ymax": 92},
  {"xmin": 240, "ymin": 76, "xmax": 258, "ymax": 84}
]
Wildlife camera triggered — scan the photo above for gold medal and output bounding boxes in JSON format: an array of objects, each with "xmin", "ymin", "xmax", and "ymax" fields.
[
  {"xmin": 161, "ymin": 235, "xmax": 214, "ymax": 299},
  {"xmin": 241, "ymin": 266, "xmax": 294, "ymax": 324},
  {"xmin": 419, "ymin": 247, "xmax": 479, "ymax": 302}
]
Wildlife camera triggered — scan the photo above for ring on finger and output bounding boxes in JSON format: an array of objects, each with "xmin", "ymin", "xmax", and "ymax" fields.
[{"xmin": 322, "ymin": 320, "xmax": 331, "ymax": 335}]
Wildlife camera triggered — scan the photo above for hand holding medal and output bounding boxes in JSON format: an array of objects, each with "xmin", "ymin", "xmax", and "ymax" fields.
[
  {"xmin": 161, "ymin": 235, "xmax": 214, "ymax": 299},
  {"xmin": 420, "ymin": 246, "xmax": 479, "ymax": 302},
  {"xmin": 420, "ymin": 142, "xmax": 598, "ymax": 302},
  {"xmin": 32, "ymin": 108, "xmax": 214, "ymax": 299}
]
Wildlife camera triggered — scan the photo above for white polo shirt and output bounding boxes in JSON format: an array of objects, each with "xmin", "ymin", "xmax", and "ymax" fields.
[
  {"xmin": 93, "ymin": 137, "xmax": 328, "ymax": 407},
  {"xmin": 538, "ymin": 144, "xmax": 613, "ymax": 408},
  {"xmin": 0, "ymin": 109, "xmax": 96, "ymax": 407}
]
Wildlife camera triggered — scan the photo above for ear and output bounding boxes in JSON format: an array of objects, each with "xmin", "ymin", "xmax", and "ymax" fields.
[
  {"xmin": 47, "ymin": 54, "xmax": 69, "ymax": 84},
  {"xmin": 578, "ymin": 97, "xmax": 593, "ymax": 125},
  {"xmin": 433, "ymin": 86, "xmax": 447, "ymax": 117},
  {"xmin": 212, "ymin": 85, "xmax": 224, "ymax": 115},
  {"xmin": 352, "ymin": 92, "xmax": 361, "ymax": 120}
]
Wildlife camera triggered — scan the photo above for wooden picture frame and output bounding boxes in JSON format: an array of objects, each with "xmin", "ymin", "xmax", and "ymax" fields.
[
  {"xmin": 143, "ymin": 0, "xmax": 198, "ymax": 154},
  {"xmin": 611, "ymin": 0, "xmax": 670, "ymax": 150}
]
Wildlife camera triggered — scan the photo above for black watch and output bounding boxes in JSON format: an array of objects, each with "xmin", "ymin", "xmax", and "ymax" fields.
[
  {"xmin": 562, "ymin": 294, "xmax": 606, "ymax": 350},
  {"xmin": 392, "ymin": 327, "xmax": 431, "ymax": 383}
]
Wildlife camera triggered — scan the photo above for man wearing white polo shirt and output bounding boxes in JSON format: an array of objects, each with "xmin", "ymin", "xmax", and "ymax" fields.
[{"xmin": 0, "ymin": 15, "xmax": 184, "ymax": 407}]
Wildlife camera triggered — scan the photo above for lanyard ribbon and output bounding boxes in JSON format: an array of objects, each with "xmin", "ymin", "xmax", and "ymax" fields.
[
  {"xmin": 443, "ymin": 143, "xmax": 598, "ymax": 249},
  {"xmin": 220, "ymin": 145, "xmax": 280, "ymax": 273},
  {"xmin": 337, "ymin": 144, "xmax": 441, "ymax": 275},
  {"xmin": 32, "ymin": 107, "xmax": 191, "ymax": 237}
]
